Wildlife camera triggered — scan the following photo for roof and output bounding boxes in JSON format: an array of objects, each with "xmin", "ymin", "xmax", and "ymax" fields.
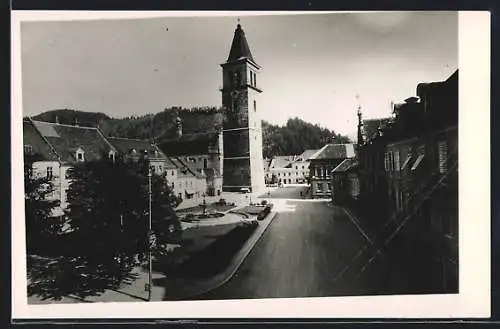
[
  {"xmin": 23, "ymin": 120, "xmax": 59, "ymax": 161},
  {"xmin": 176, "ymin": 155, "xmax": 221, "ymax": 177},
  {"xmin": 226, "ymin": 24, "xmax": 255, "ymax": 63},
  {"xmin": 29, "ymin": 120, "xmax": 116, "ymax": 164},
  {"xmin": 297, "ymin": 149, "xmax": 319, "ymax": 161},
  {"xmin": 167, "ymin": 157, "xmax": 202, "ymax": 178},
  {"xmin": 270, "ymin": 156, "xmax": 294, "ymax": 169},
  {"xmin": 159, "ymin": 132, "xmax": 220, "ymax": 156},
  {"xmin": 107, "ymin": 137, "xmax": 166, "ymax": 160},
  {"xmin": 363, "ymin": 118, "xmax": 392, "ymax": 141},
  {"xmin": 309, "ymin": 144, "xmax": 356, "ymax": 161},
  {"xmin": 332, "ymin": 158, "xmax": 358, "ymax": 173}
]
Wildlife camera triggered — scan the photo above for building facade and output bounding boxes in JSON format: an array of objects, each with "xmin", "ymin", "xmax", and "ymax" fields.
[
  {"xmin": 220, "ymin": 24, "xmax": 265, "ymax": 193},
  {"xmin": 357, "ymin": 69, "xmax": 459, "ymax": 292},
  {"xmin": 308, "ymin": 144, "xmax": 356, "ymax": 198}
]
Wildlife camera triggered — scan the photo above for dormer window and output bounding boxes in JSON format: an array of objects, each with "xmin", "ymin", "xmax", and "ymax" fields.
[
  {"xmin": 108, "ymin": 150, "xmax": 116, "ymax": 163},
  {"xmin": 24, "ymin": 144, "xmax": 33, "ymax": 154},
  {"xmin": 75, "ymin": 148, "xmax": 85, "ymax": 162}
]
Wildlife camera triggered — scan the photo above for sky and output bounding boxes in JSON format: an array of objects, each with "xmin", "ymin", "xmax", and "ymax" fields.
[{"xmin": 20, "ymin": 12, "xmax": 458, "ymax": 136}]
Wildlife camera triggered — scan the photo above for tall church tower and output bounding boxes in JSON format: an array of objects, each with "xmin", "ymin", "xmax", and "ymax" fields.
[{"xmin": 221, "ymin": 23, "xmax": 265, "ymax": 193}]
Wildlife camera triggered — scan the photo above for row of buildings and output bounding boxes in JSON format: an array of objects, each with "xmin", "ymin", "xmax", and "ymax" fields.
[
  {"xmin": 23, "ymin": 118, "xmax": 222, "ymax": 216},
  {"xmin": 329, "ymin": 69, "xmax": 459, "ymax": 292}
]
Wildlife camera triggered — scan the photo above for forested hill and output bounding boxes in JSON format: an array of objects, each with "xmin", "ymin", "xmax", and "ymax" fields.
[
  {"xmin": 29, "ymin": 108, "xmax": 351, "ymax": 158},
  {"xmin": 262, "ymin": 118, "xmax": 351, "ymax": 158}
]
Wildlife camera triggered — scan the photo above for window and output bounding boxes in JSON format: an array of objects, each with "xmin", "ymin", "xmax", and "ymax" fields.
[
  {"xmin": 203, "ymin": 158, "xmax": 208, "ymax": 169},
  {"xmin": 27, "ymin": 167, "xmax": 33, "ymax": 178},
  {"xmin": 24, "ymin": 144, "xmax": 33, "ymax": 154},
  {"xmin": 302, "ymin": 165, "xmax": 305, "ymax": 169},
  {"xmin": 254, "ymin": 73, "xmax": 257, "ymax": 87},
  {"xmin": 47, "ymin": 166, "xmax": 53, "ymax": 179},
  {"xmin": 108, "ymin": 151, "xmax": 116, "ymax": 162},
  {"xmin": 327, "ymin": 183, "xmax": 332, "ymax": 191},
  {"xmin": 438, "ymin": 140, "xmax": 448, "ymax": 174},
  {"xmin": 158, "ymin": 165, "xmax": 163, "ymax": 172},
  {"xmin": 250, "ymin": 71, "xmax": 253, "ymax": 86},
  {"xmin": 253, "ymin": 100, "xmax": 257, "ymax": 112},
  {"xmin": 171, "ymin": 182, "xmax": 175, "ymax": 189},
  {"xmin": 411, "ymin": 145, "xmax": 425, "ymax": 171},
  {"xmin": 401, "ymin": 155, "xmax": 412, "ymax": 171},
  {"xmin": 172, "ymin": 170, "xmax": 175, "ymax": 176},
  {"xmin": 151, "ymin": 166, "xmax": 156, "ymax": 174},
  {"xmin": 394, "ymin": 150, "xmax": 400, "ymax": 171},
  {"xmin": 316, "ymin": 183, "xmax": 323, "ymax": 192},
  {"xmin": 76, "ymin": 148, "xmax": 85, "ymax": 162}
]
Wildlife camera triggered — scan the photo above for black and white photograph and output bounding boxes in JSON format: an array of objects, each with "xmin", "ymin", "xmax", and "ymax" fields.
[{"xmin": 11, "ymin": 11, "xmax": 490, "ymax": 319}]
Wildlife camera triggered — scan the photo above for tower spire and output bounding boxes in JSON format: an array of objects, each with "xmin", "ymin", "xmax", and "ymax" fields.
[
  {"xmin": 356, "ymin": 95, "xmax": 364, "ymax": 146},
  {"xmin": 226, "ymin": 22, "xmax": 255, "ymax": 63}
]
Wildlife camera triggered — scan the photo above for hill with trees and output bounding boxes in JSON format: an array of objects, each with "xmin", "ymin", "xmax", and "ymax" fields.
[{"xmin": 28, "ymin": 109, "xmax": 351, "ymax": 158}]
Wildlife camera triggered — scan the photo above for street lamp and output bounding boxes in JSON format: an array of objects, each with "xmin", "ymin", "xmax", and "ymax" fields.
[{"xmin": 147, "ymin": 166, "xmax": 153, "ymax": 301}]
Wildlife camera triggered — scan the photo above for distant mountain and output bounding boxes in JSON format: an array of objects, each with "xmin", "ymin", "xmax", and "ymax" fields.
[{"xmin": 28, "ymin": 109, "xmax": 351, "ymax": 158}]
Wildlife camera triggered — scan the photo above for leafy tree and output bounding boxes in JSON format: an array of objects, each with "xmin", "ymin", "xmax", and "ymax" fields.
[{"xmin": 24, "ymin": 155, "xmax": 63, "ymax": 255}]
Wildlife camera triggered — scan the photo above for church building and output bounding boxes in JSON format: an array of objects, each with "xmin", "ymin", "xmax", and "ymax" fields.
[{"xmin": 220, "ymin": 24, "xmax": 265, "ymax": 193}]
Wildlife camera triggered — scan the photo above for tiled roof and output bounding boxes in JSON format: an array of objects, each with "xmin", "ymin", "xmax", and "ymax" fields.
[
  {"xmin": 159, "ymin": 132, "xmax": 219, "ymax": 156},
  {"xmin": 332, "ymin": 158, "xmax": 358, "ymax": 173},
  {"xmin": 309, "ymin": 144, "xmax": 356, "ymax": 161},
  {"xmin": 168, "ymin": 157, "xmax": 203, "ymax": 178},
  {"xmin": 270, "ymin": 156, "xmax": 293, "ymax": 169},
  {"xmin": 176, "ymin": 155, "xmax": 221, "ymax": 177},
  {"xmin": 363, "ymin": 118, "xmax": 392, "ymax": 141},
  {"xmin": 226, "ymin": 24, "xmax": 255, "ymax": 63},
  {"xmin": 30, "ymin": 120, "xmax": 116, "ymax": 164},
  {"xmin": 23, "ymin": 120, "xmax": 60, "ymax": 161},
  {"xmin": 107, "ymin": 137, "xmax": 166, "ymax": 160},
  {"xmin": 297, "ymin": 149, "xmax": 319, "ymax": 161}
]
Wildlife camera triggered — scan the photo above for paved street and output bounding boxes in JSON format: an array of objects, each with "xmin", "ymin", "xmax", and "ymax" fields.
[{"xmin": 195, "ymin": 186, "xmax": 380, "ymax": 299}]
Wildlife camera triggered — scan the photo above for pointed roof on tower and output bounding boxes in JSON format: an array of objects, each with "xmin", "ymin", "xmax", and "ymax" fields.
[{"xmin": 227, "ymin": 24, "xmax": 255, "ymax": 63}]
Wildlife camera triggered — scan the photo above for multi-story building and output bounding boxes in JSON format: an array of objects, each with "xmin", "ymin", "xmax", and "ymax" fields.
[
  {"xmin": 357, "ymin": 69, "xmax": 458, "ymax": 292},
  {"xmin": 264, "ymin": 149, "xmax": 318, "ymax": 185},
  {"xmin": 308, "ymin": 143, "xmax": 356, "ymax": 198},
  {"xmin": 23, "ymin": 118, "xmax": 119, "ymax": 216},
  {"xmin": 331, "ymin": 158, "xmax": 360, "ymax": 206}
]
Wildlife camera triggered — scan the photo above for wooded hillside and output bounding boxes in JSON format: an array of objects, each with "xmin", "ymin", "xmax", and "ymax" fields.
[{"xmin": 29, "ymin": 108, "xmax": 351, "ymax": 158}]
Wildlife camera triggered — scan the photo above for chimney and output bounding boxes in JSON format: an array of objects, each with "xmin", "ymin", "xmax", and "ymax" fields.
[
  {"xmin": 175, "ymin": 116, "xmax": 183, "ymax": 138},
  {"xmin": 74, "ymin": 117, "xmax": 79, "ymax": 126},
  {"xmin": 55, "ymin": 115, "xmax": 60, "ymax": 124}
]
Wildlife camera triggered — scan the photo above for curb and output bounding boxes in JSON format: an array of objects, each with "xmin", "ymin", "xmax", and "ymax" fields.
[{"xmin": 177, "ymin": 210, "xmax": 279, "ymax": 300}]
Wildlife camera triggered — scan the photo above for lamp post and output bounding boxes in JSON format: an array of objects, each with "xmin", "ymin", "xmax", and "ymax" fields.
[{"xmin": 147, "ymin": 167, "xmax": 152, "ymax": 301}]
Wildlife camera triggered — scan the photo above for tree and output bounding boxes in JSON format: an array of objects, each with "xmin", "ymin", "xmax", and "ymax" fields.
[
  {"xmin": 64, "ymin": 156, "xmax": 183, "ymax": 287},
  {"xmin": 24, "ymin": 155, "xmax": 62, "ymax": 255}
]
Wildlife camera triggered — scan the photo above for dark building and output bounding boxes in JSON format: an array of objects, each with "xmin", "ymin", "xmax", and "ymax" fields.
[
  {"xmin": 220, "ymin": 24, "xmax": 265, "ymax": 193},
  {"xmin": 308, "ymin": 143, "xmax": 356, "ymax": 198},
  {"xmin": 357, "ymin": 69, "xmax": 459, "ymax": 292}
]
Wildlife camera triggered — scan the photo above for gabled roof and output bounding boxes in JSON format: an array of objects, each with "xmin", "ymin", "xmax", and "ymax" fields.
[
  {"xmin": 309, "ymin": 144, "xmax": 356, "ymax": 161},
  {"xmin": 226, "ymin": 24, "xmax": 255, "ymax": 63},
  {"xmin": 176, "ymin": 155, "xmax": 221, "ymax": 177},
  {"xmin": 297, "ymin": 149, "xmax": 320, "ymax": 161},
  {"xmin": 167, "ymin": 157, "xmax": 203, "ymax": 178},
  {"xmin": 107, "ymin": 137, "xmax": 166, "ymax": 161},
  {"xmin": 332, "ymin": 158, "xmax": 358, "ymax": 173},
  {"xmin": 29, "ymin": 120, "xmax": 116, "ymax": 164},
  {"xmin": 270, "ymin": 156, "xmax": 294, "ymax": 169},
  {"xmin": 23, "ymin": 119, "xmax": 60, "ymax": 162},
  {"xmin": 363, "ymin": 118, "xmax": 392, "ymax": 141}
]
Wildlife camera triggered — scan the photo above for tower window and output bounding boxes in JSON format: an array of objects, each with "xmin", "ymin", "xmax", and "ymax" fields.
[
  {"xmin": 46, "ymin": 166, "xmax": 53, "ymax": 179},
  {"xmin": 24, "ymin": 144, "xmax": 33, "ymax": 154},
  {"xmin": 76, "ymin": 148, "xmax": 85, "ymax": 162},
  {"xmin": 253, "ymin": 100, "xmax": 257, "ymax": 112}
]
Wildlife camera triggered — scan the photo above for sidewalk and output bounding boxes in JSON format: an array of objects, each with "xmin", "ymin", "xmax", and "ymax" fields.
[{"xmin": 28, "ymin": 210, "xmax": 278, "ymax": 303}]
